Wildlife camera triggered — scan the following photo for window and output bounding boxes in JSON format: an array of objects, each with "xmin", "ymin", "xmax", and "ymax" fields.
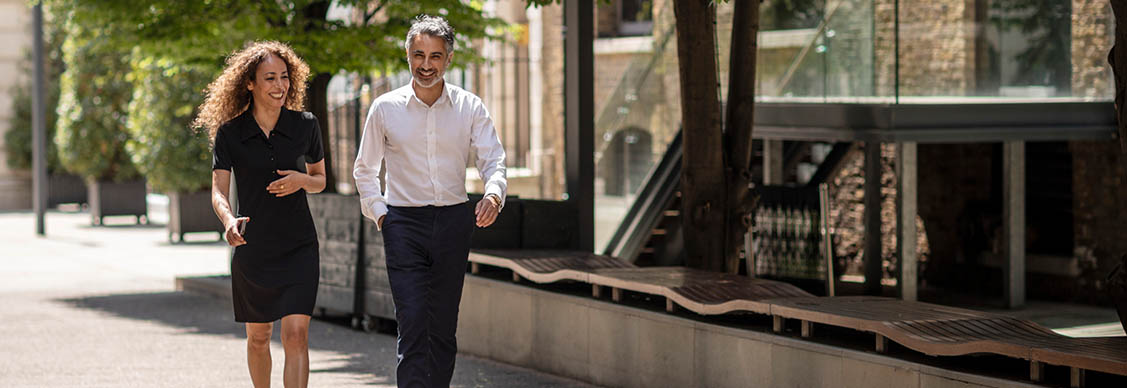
[{"xmin": 618, "ymin": 0, "xmax": 653, "ymax": 36}]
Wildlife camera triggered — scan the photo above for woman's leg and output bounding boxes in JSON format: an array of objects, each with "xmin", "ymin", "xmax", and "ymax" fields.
[
  {"xmin": 281, "ymin": 314, "xmax": 311, "ymax": 388},
  {"xmin": 245, "ymin": 322, "xmax": 274, "ymax": 388}
]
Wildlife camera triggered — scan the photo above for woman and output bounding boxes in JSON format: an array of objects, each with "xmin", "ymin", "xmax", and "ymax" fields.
[{"xmin": 194, "ymin": 41, "xmax": 325, "ymax": 388}]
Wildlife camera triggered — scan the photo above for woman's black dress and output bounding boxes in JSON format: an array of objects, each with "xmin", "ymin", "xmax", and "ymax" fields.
[{"xmin": 212, "ymin": 108, "xmax": 324, "ymax": 323}]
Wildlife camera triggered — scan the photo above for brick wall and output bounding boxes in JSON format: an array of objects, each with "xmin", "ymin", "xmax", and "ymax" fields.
[
  {"xmin": 875, "ymin": 0, "xmax": 975, "ymax": 96},
  {"xmin": 827, "ymin": 144, "xmax": 932, "ymax": 278},
  {"xmin": 596, "ymin": 1, "xmax": 617, "ymax": 38},
  {"xmin": 539, "ymin": 3, "xmax": 566, "ymax": 200},
  {"xmin": 1071, "ymin": 0, "xmax": 1113, "ymax": 98},
  {"xmin": 1071, "ymin": 140, "xmax": 1127, "ymax": 281}
]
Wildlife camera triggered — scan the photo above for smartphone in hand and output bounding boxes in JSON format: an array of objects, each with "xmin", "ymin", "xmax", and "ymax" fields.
[{"xmin": 236, "ymin": 217, "xmax": 249, "ymax": 235}]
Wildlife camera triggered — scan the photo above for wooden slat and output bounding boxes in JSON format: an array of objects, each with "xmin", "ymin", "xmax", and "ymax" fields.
[
  {"xmin": 1031, "ymin": 337, "xmax": 1127, "ymax": 376},
  {"xmin": 587, "ymin": 267, "xmax": 813, "ymax": 315},
  {"xmin": 469, "ymin": 249, "xmax": 636, "ymax": 283},
  {"xmin": 767, "ymin": 296, "xmax": 1127, "ymax": 377}
]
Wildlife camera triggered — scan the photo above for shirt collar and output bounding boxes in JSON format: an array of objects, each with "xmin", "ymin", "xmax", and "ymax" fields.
[
  {"xmin": 238, "ymin": 107, "xmax": 295, "ymax": 141},
  {"xmin": 406, "ymin": 81, "xmax": 454, "ymax": 108}
]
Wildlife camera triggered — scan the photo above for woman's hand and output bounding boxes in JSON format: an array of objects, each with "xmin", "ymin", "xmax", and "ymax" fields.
[
  {"xmin": 267, "ymin": 170, "xmax": 307, "ymax": 197},
  {"xmin": 225, "ymin": 217, "xmax": 248, "ymax": 247}
]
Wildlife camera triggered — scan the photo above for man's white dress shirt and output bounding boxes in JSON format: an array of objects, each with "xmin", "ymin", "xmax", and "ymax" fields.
[{"xmin": 353, "ymin": 82, "xmax": 507, "ymax": 225}]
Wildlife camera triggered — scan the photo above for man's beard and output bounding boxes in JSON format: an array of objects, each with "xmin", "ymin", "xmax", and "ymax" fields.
[{"xmin": 412, "ymin": 68, "xmax": 443, "ymax": 88}]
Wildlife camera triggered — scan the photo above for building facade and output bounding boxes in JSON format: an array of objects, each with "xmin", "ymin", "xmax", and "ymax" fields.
[{"xmin": 0, "ymin": 1, "xmax": 32, "ymax": 209}]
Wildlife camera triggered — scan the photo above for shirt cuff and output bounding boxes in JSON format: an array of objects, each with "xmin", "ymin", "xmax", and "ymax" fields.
[
  {"xmin": 484, "ymin": 185, "xmax": 505, "ymax": 211},
  {"xmin": 362, "ymin": 199, "xmax": 388, "ymax": 230}
]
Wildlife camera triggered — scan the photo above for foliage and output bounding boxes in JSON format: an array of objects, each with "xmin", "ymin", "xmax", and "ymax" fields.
[
  {"xmin": 990, "ymin": 0, "xmax": 1071, "ymax": 89},
  {"xmin": 125, "ymin": 54, "xmax": 214, "ymax": 193},
  {"xmin": 62, "ymin": 0, "xmax": 508, "ymax": 192},
  {"xmin": 761, "ymin": 0, "xmax": 822, "ymax": 31},
  {"xmin": 4, "ymin": 4, "xmax": 66, "ymax": 173},
  {"xmin": 64, "ymin": 0, "xmax": 509, "ymax": 76},
  {"xmin": 54, "ymin": 4, "xmax": 139, "ymax": 182}
]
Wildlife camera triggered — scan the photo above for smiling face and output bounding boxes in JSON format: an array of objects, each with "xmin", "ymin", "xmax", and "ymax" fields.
[
  {"xmin": 407, "ymin": 34, "xmax": 451, "ymax": 89},
  {"xmin": 247, "ymin": 54, "xmax": 290, "ymax": 110}
]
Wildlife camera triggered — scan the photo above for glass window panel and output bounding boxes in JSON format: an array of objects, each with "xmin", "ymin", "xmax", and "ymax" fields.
[
  {"xmin": 593, "ymin": 2, "xmax": 681, "ymax": 252},
  {"xmin": 896, "ymin": 0, "xmax": 1113, "ymax": 101}
]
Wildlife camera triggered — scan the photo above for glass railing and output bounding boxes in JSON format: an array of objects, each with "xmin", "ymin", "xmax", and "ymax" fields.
[
  {"xmin": 744, "ymin": 0, "xmax": 1112, "ymax": 103},
  {"xmin": 593, "ymin": 3, "xmax": 681, "ymax": 251}
]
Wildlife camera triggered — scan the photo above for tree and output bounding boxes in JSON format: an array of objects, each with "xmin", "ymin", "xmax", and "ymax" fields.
[
  {"xmin": 990, "ymin": 0, "xmax": 1072, "ymax": 92},
  {"xmin": 54, "ymin": 4, "xmax": 139, "ymax": 182},
  {"xmin": 526, "ymin": 0, "xmax": 760, "ymax": 271},
  {"xmin": 64, "ymin": 0, "xmax": 507, "ymax": 192},
  {"xmin": 672, "ymin": 0, "xmax": 759, "ymax": 272},
  {"xmin": 125, "ymin": 55, "xmax": 215, "ymax": 193}
]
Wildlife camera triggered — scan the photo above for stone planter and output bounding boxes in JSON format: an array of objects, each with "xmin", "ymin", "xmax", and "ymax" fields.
[
  {"xmin": 361, "ymin": 215, "xmax": 395, "ymax": 324},
  {"xmin": 308, "ymin": 193, "xmax": 365, "ymax": 323},
  {"xmin": 48, "ymin": 173, "xmax": 87, "ymax": 207},
  {"xmin": 88, "ymin": 179, "xmax": 147, "ymax": 226},
  {"xmin": 167, "ymin": 191, "xmax": 224, "ymax": 242}
]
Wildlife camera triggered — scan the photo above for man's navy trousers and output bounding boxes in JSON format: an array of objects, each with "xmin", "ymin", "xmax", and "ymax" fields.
[{"xmin": 382, "ymin": 202, "xmax": 474, "ymax": 388}]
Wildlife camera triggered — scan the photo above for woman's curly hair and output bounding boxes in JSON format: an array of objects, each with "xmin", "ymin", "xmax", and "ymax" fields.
[{"xmin": 194, "ymin": 41, "xmax": 310, "ymax": 142}]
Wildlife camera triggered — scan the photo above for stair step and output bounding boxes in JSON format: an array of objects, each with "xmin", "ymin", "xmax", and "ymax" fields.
[
  {"xmin": 663, "ymin": 210, "xmax": 680, "ymax": 217},
  {"xmin": 652, "ymin": 228, "xmax": 667, "ymax": 235}
]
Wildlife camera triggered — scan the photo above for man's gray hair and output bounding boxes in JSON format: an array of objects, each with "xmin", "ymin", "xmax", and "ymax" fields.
[{"xmin": 406, "ymin": 14, "xmax": 455, "ymax": 54}]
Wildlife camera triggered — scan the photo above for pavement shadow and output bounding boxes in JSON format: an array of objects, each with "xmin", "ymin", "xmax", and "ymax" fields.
[{"xmin": 57, "ymin": 291, "xmax": 399, "ymax": 385}]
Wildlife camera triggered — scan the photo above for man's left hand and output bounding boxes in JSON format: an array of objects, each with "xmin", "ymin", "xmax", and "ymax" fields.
[{"xmin": 475, "ymin": 195, "xmax": 500, "ymax": 228}]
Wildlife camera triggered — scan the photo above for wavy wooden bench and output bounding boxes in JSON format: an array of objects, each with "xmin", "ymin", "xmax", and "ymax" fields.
[
  {"xmin": 468, "ymin": 249, "xmax": 636, "ymax": 284},
  {"xmin": 465, "ymin": 253, "xmax": 1124, "ymax": 386},
  {"xmin": 586, "ymin": 267, "xmax": 813, "ymax": 314},
  {"xmin": 767, "ymin": 296, "xmax": 1127, "ymax": 386}
]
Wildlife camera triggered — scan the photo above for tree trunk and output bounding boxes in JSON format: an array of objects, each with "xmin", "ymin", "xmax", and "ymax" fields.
[
  {"xmin": 673, "ymin": 1, "xmax": 726, "ymax": 272},
  {"xmin": 723, "ymin": 0, "xmax": 760, "ymax": 274},
  {"xmin": 302, "ymin": 1, "xmax": 336, "ymax": 193},
  {"xmin": 1110, "ymin": 0, "xmax": 1127, "ymax": 167},
  {"xmin": 307, "ymin": 73, "xmax": 335, "ymax": 193}
]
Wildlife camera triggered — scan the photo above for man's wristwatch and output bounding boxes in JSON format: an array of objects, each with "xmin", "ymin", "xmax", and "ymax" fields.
[{"xmin": 485, "ymin": 194, "xmax": 501, "ymax": 208}]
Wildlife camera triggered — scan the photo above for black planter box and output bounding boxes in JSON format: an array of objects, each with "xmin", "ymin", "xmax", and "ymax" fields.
[
  {"xmin": 520, "ymin": 199, "xmax": 579, "ymax": 250},
  {"xmin": 48, "ymin": 174, "xmax": 87, "ymax": 207},
  {"xmin": 88, "ymin": 179, "xmax": 148, "ymax": 225},
  {"xmin": 167, "ymin": 191, "xmax": 224, "ymax": 242}
]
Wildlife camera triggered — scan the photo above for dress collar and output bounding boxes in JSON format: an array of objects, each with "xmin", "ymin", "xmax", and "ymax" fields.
[{"xmin": 238, "ymin": 107, "xmax": 294, "ymax": 141}]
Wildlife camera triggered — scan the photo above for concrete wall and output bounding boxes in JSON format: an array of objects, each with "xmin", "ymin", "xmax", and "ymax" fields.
[
  {"xmin": 458, "ymin": 276, "xmax": 1041, "ymax": 388},
  {"xmin": 0, "ymin": 0, "xmax": 32, "ymax": 209}
]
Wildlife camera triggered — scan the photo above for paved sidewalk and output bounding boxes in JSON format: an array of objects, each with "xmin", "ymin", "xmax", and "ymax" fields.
[{"xmin": 0, "ymin": 210, "xmax": 594, "ymax": 388}]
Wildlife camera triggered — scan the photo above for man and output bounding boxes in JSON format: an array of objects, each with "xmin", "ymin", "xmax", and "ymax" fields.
[{"xmin": 353, "ymin": 14, "xmax": 506, "ymax": 388}]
